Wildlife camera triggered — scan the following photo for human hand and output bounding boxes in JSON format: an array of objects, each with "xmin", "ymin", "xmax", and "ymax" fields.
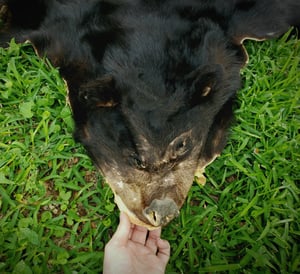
[{"xmin": 103, "ymin": 212, "xmax": 170, "ymax": 274}]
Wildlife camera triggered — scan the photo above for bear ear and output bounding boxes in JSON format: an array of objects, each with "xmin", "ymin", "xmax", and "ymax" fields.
[
  {"xmin": 28, "ymin": 31, "xmax": 50, "ymax": 56},
  {"xmin": 79, "ymin": 75, "xmax": 120, "ymax": 108},
  {"xmin": 228, "ymin": 0, "xmax": 300, "ymax": 44}
]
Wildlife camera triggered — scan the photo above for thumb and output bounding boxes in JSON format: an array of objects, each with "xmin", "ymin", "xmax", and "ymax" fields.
[{"xmin": 110, "ymin": 212, "xmax": 131, "ymax": 246}]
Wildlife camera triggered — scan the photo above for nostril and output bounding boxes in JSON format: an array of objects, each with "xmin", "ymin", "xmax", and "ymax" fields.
[
  {"xmin": 152, "ymin": 211, "xmax": 157, "ymax": 222},
  {"xmin": 144, "ymin": 208, "xmax": 160, "ymax": 226}
]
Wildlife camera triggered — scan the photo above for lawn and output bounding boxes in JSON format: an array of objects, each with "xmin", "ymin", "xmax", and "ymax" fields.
[{"xmin": 0, "ymin": 31, "xmax": 299, "ymax": 273}]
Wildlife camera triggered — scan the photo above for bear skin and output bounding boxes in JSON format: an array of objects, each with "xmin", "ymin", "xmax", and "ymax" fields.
[{"xmin": 0, "ymin": 0, "xmax": 299, "ymax": 228}]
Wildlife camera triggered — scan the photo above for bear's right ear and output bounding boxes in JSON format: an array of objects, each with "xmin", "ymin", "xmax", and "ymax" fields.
[
  {"xmin": 28, "ymin": 31, "xmax": 50, "ymax": 56},
  {"xmin": 228, "ymin": 0, "xmax": 300, "ymax": 44},
  {"xmin": 79, "ymin": 75, "xmax": 120, "ymax": 108}
]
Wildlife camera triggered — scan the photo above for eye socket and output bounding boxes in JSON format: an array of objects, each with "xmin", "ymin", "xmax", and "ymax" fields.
[
  {"xmin": 129, "ymin": 153, "xmax": 146, "ymax": 170},
  {"xmin": 169, "ymin": 134, "xmax": 192, "ymax": 160},
  {"xmin": 174, "ymin": 139, "xmax": 188, "ymax": 156}
]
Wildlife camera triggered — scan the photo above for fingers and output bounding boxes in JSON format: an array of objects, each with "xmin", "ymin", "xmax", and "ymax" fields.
[
  {"xmin": 130, "ymin": 224, "xmax": 148, "ymax": 244},
  {"xmin": 109, "ymin": 213, "xmax": 170, "ymax": 264},
  {"xmin": 156, "ymin": 238, "xmax": 171, "ymax": 264},
  {"xmin": 145, "ymin": 227, "xmax": 161, "ymax": 253},
  {"xmin": 109, "ymin": 212, "xmax": 131, "ymax": 246},
  {"xmin": 146, "ymin": 228, "xmax": 170, "ymax": 265},
  {"xmin": 148, "ymin": 227, "xmax": 162, "ymax": 239}
]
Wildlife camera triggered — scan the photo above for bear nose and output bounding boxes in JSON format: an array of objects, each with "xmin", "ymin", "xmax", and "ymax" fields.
[{"xmin": 143, "ymin": 198, "xmax": 179, "ymax": 227}]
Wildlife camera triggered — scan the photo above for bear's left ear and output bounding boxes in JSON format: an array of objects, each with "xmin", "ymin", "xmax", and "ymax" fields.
[
  {"xmin": 79, "ymin": 75, "xmax": 120, "ymax": 108},
  {"xmin": 228, "ymin": 0, "xmax": 300, "ymax": 44}
]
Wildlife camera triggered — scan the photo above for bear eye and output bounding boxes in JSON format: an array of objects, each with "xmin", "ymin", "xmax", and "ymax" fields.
[
  {"xmin": 169, "ymin": 133, "xmax": 192, "ymax": 161},
  {"xmin": 174, "ymin": 139, "xmax": 189, "ymax": 156},
  {"xmin": 202, "ymin": 85, "xmax": 212, "ymax": 97},
  {"xmin": 129, "ymin": 153, "xmax": 146, "ymax": 169}
]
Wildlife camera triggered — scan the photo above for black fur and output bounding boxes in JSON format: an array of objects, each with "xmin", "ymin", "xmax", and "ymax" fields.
[{"xmin": 1, "ymin": 0, "xmax": 299, "ymax": 226}]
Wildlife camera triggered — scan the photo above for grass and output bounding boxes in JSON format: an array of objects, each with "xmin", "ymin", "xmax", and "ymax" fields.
[{"xmin": 0, "ymin": 31, "xmax": 299, "ymax": 273}]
